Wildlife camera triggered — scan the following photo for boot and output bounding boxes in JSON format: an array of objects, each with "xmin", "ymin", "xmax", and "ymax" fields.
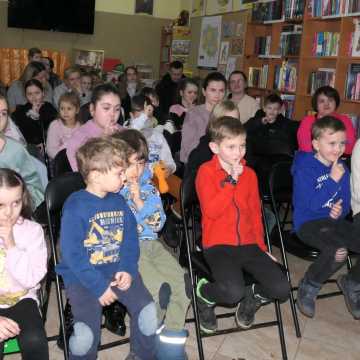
[
  {"xmin": 156, "ymin": 327, "xmax": 189, "ymax": 360},
  {"xmin": 337, "ymin": 274, "xmax": 360, "ymax": 320},
  {"xmin": 196, "ymin": 278, "xmax": 217, "ymax": 334},
  {"xmin": 235, "ymin": 284, "xmax": 270, "ymax": 329},
  {"xmin": 103, "ymin": 301, "xmax": 127, "ymax": 336},
  {"xmin": 296, "ymin": 277, "xmax": 321, "ymax": 318},
  {"xmin": 57, "ymin": 299, "xmax": 74, "ymax": 350}
]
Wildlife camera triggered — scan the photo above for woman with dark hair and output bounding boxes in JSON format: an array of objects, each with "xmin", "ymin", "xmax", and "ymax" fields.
[
  {"xmin": 297, "ymin": 86, "xmax": 356, "ymax": 155},
  {"xmin": 7, "ymin": 62, "xmax": 53, "ymax": 112},
  {"xmin": 12, "ymin": 79, "xmax": 57, "ymax": 153},
  {"xmin": 118, "ymin": 66, "xmax": 144, "ymax": 119}
]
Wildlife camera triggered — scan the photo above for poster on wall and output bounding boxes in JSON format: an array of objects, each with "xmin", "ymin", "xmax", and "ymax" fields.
[
  {"xmin": 219, "ymin": 41, "xmax": 230, "ymax": 64},
  {"xmin": 135, "ymin": 0, "xmax": 154, "ymax": 15},
  {"xmin": 225, "ymin": 56, "xmax": 237, "ymax": 79},
  {"xmin": 198, "ymin": 16, "xmax": 222, "ymax": 69},
  {"xmin": 206, "ymin": 0, "xmax": 233, "ymax": 15},
  {"xmin": 230, "ymin": 37, "xmax": 244, "ymax": 56},
  {"xmin": 192, "ymin": 0, "xmax": 206, "ymax": 17}
]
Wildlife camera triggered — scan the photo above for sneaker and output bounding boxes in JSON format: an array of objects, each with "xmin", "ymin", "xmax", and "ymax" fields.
[
  {"xmin": 337, "ymin": 274, "xmax": 360, "ymax": 320},
  {"xmin": 235, "ymin": 285, "xmax": 268, "ymax": 329},
  {"xmin": 296, "ymin": 277, "xmax": 321, "ymax": 318},
  {"xmin": 196, "ymin": 278, "xmax": 217, "ymax": 334},
  {"xmin": 156, "ymin": 327, "xmax": 189, "ymax": 360}
]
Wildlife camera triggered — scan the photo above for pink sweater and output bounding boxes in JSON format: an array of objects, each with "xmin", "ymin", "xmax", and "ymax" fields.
[
  {"xmin": 66, "ymin": 120, "xmax": 105, "ymax": 171},
  {"xmin": 297, "ymin": 113, "xmax": 356, "ymax": 155},
  {"xmin": 46, "ymin": 119, "xmax": 80, "ymax": 159},
  {"xmin": 0, "ymin": 218, "xmax": 47, "ymax": 308}
]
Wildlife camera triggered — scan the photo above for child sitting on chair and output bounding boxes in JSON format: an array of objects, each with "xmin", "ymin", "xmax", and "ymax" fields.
[
  {"xmin": 292, "ymin": 116, "xmax": 360, "ymax": 319},
  {"xmin": 195, "ymin": 116, "xmax": 290, "ymax": 333}
]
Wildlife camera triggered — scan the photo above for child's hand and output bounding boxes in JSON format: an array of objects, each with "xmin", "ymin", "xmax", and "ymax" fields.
[
  {"xmin": 230, "ymin": 161, "xmax": 243, "ymax": 182},
  {"xmin": 128, "ymin": 182, "xmax": 141, "ymax": 201},
  {"xmin": 103, "ymin": 124, "xmax": 118, "ymax": 135},
  {"xmin": 330, "ymin": 159, "xmax": 345, "ymax": 183},
  {"xmin": 98, "ymin": 286, "xmax": 118, "ymax": 306},
  {"xmin": 0, "ymin": 221, "xmax": 15, "ymax": 249},
  {"xmin": 262, "ymin": 116, "xmax": 268, "ymax": 124},
  {"xmin": 266, "ymin": 251, "xmax": 278, "ymax": 262},
  {"xmin": 330, "ymin": 199, "xmax": 343, "ymax": 219},
  {"xmin": 112, "ymin": 272, "xmax": 132, "ymax": 291},
  {"xmin": 0, "ymin": 316, "xmax": 20, "ymax": 341}
]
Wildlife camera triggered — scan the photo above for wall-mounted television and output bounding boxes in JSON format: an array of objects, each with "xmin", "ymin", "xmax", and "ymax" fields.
[{"xmin": 8, "ymin": 0, "xmax": 96, "ymax": 35}]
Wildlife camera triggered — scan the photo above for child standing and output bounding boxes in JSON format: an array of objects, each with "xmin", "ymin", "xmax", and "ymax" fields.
[
  {"xmin": 46, "ymin": 92, "xmax": 81, "ymax": 159},
  {"xmin": 195, "ymin": 116, "xmax": 289, "ymax": 333},
  {"xmin": 292, "ymin": 116, "xmax": 360, "ymax": 319},
  {"xmin": 0, "ymin": 168, "xmax": 48, "ymax": 359},
  {"xmin": 115, "ymin": 129, "xmax": 190, "ymax": 360},
  {"xmin": 56, "ymin": 136, "xmax": 157, "ymax": 360},
  {"xmin": 66, "ymin": 83, "xmax": 122, "ymax": 171}
]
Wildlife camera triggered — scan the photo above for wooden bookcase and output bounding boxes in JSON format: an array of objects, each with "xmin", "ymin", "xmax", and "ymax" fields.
[
  {"xmin": 159, "ymin": 27, "xmax": 172, "ymax": 78},
  {"xmin": 243, "ymin": 0, "xmax": 360, "ymax": 121}
]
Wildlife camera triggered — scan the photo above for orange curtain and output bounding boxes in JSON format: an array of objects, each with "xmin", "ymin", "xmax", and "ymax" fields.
[{"xmin": 0, "ymin": 48, "xmax": 70, "ymax": 86}]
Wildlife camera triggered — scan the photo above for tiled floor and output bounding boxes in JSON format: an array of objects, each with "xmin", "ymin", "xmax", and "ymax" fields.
[{"xmin": 5, "ymin": 249, "xmax": 360, "ymax": 360}]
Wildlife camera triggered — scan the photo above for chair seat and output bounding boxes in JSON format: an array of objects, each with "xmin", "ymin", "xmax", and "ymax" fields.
[{"xmin": 271, "ymin": 229, "xmax": 320, "ymax": 261}]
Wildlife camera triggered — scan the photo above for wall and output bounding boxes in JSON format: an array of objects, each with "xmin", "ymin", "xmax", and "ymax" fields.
[{"xmin": 0, "ymin": 0, "xmax": 183, "ymax": 78}]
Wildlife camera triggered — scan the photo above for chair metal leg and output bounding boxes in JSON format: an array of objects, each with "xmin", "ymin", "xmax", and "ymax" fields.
[{"xmin": 274, "ymin": 300, "xmax": 288, "ymax": 360}]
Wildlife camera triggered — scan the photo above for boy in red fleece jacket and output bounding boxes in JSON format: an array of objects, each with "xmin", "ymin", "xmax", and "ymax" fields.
[{"xmin": 195, "ymin": 116, "xmax": 290, "ymax": 333}]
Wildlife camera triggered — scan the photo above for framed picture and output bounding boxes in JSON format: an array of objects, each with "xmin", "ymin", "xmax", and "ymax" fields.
[
  {"xmin": 230, "ymin": 37, "xmax": 244, "ymax": 56},
  {"xmin": 73, "ymin": 49, "xmax": 104, "ymax": 71},
  {"xmin": 219, "ymin": 41, "xmax": 230, "ymax": 65},
  {"xmin": 135, "ymin": 0, "xmax": 154, "ymax": 15}
]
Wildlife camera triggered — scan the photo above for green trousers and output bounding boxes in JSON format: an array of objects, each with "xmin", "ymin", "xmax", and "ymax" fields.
[{"xmin": 138, "ymin": 240, "xmax": 190, "ymax": 331}]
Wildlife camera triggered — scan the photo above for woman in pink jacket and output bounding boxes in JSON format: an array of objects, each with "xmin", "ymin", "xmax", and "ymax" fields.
[
  {"xmin": 0, "ymin": 168, "xmax": 48, "ymax": 359},
  {"xmin": 297, "ymin": 86, "xmax": 356, "ymax": 155}
]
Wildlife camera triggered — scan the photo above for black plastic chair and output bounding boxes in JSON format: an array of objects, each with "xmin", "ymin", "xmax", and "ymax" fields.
[
  {"xmin": 180, "ymin": 173, "xmax": 289, "ymax": 360},
  {"xmin": 53, "ymin": 149, "xmax": 72, "ymax": 178},
  {"xmin": 45, "ymin": 172, "xmax": 130, "ymax": 359},
  {"xmin": 268, "ymin": 161, "xmax": 352, "ymax": 305}
]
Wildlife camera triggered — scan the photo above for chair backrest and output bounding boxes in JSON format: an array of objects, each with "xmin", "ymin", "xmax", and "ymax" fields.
[
  {"xmin": 180, "ymin": 170, "xmax": 199, "ymax": 212},
  {"xmin": 53, "ymin": 149, "xmax": 73, "ymax": 178},
  {"xmin": 269, "ymin": 160, "xmax": 293, "ymax": 203}
]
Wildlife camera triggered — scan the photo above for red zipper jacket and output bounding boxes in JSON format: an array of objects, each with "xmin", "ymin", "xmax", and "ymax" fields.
[{"xmin": 195, "ymin": 155, "xmax": 267, "ymax": 251}]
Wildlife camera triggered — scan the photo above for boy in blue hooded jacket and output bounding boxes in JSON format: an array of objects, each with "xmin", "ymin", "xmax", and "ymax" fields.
[{"xmin": 292, "ymin": 116, "xmax": 360, "ymax": 320}]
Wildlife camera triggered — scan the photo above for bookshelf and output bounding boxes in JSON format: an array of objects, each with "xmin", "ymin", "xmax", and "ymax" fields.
[
  {"xmin": 243, "ymin": 0, "xmax": 360, "ymax": 121},
  {"xmin": 159, "ymin": 27, "xmax": 172, "ymax": 78}
]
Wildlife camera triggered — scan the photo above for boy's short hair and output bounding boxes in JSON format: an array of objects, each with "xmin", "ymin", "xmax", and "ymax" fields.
[
  {"xmin": 203, "ymin": 72, "xmax": 227, "ymax": 90},
  {"xmin": 112, "ymin": 129, "xmax": 149, "ymax": 161},
  {"xmin": 76, "ymin": 136, "xmax": 129, "ymax": 182},
  {"xmin": 264, "ymin": 93, "xmax": 283, "ymax": 107},
  {"xmin": 311, "ymin": 116, "xmax": 346, "ymax": 140},
  {"xmin": 131, "ymin": 94, "xmax": 151, "ymax": 113},
  {"xmin": 169, "ymin": 61, "xmax": 183, "ymax": 70},
  {"xmin": 140, "ymin": 87, "xmax": 158, "ymax": 101},
  {"xmin": 64, "ymin": 66, "xmax": 81, "ymax": 79},
  {"xmin": 28, "ymin": 47, "xmax": 41, "ymax": 59},
  {"xmin": 209, "ymin": 116, "xmax": 246, "ymax": 143}
]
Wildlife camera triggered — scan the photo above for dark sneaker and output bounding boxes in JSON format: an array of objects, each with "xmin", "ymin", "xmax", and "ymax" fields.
[
  {"xmin": 235, "ymin": 285, "xmax": 268, "ymax": 329},
  {"xmin": 103, "ymin": 301, "xmax": 127, "ymax": 336},
  {"xmin": 337, "ymin": 274, "xmax": 360, "ymax": 320},
  {"xmin": 296, "ymin": 277, "xmax": 321, "ymax": 318},
  {"xmin": 196, "ymin": 278, "xmax": 217, "ymax": 334}
]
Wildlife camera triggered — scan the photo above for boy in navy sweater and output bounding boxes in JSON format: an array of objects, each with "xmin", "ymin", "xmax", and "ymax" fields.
[
  {"xmin": 292, "ymin": 116, "xmax": 360, "ymax": 320},
  {"xmin": 57, "ymin": 136, "xmax": 157, "ymax": 360}
]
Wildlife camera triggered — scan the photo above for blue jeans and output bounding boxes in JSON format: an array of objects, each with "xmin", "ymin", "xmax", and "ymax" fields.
[{"xmin": 66, "ymin": 273, "xmax": 157, "ymax": 360}]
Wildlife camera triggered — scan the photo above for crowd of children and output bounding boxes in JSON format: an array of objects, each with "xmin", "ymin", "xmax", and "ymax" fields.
[{"xmin": 0, "ymin": 47, "xmax": 359, "ymax": 360}]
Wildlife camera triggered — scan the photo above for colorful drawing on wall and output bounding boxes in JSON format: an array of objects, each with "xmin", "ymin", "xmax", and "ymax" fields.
[
  {"xmin": 135, "ymin": 0, "xmax": 154, "ymax": 15},
  {"xmin": 191, "ymin": 0, "xmax": 206, "ymax": 17},
  {"xmin": 172, "ymin": 40, "xmax": 191, "ymax": 55},
  {"xmin": 219, "ymin": 41, "xmax": 230, "ymax": 65},
  {"xmin": 206, "ymin": 0, "xmax": 233, "ymax": 14},
  {"xmin": 198, "ymin": 16, "xmax": 222, "ymax": 68},
  {"xmin": 222, "ymin": 21, "xmax": 236, "ymax": 37},
  {"xmin": 236, "ymin": 23, "xmax": 244, "ymax": 36},
  {"xmin": 73, "ymin": 49, "xmax": 104, "ymax": 71},
  {"xmin": 239, "ymin": 0, "xmax": 257, "ymax": 9},
  {"xmin": 230, "ymin": 37, "xmax": 244, "ymax": 56},
  {"xmin": 225, "ymin": 56, "xmax": 237, "ymax": 79}
]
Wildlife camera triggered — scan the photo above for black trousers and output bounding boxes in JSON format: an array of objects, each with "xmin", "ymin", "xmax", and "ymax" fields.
[
  {"xmin": 297, "ymin": 218, "xmax": 360, "ymax": 284},
  {"xmin": 0, "ymin": 298, "xmax": 48, "ymax": 360},
  {"xmin": 202, "ymin": 244, "xmax": 290, "ymax": 305}
]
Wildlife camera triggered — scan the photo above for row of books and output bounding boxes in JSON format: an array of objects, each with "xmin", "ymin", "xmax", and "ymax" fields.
[
  {"xmin": 279, "ymin": 31, "xmax": 302, "ymax": 56},
  {"xmin": 248, "ymin": 65, "xmax": 269, "ymax": 88},
  {"xmin": 309, "ymin": 0, "xmax": 359, "ymax": 17},
  {"xmin": 284, "ymin": 0, "xmax": 305, "ymax": 19},
  {"xmin": 281, "ymin": 94, "xmax": 296, "ymax": 118},
  {"xmin": 348, "ymin": 114, "xmax": 360, "ymax": 138},
  {"xmin": 345, "ymin": 63, "xmax": 360, "ymax": 101},
  {"xmin": 312, "ymin": 32, "xmax": 340, "ymax": 56},
  {"xmin": 308, "ymin": 68, "xmax": 335, "ymax": 95},
  {"xmin": 254, "ymin": 36, "xmax": 271, "ymax": 55},
  {"xmin": 252, "ymin": 0, "xmax": 283, "ymax": 22},
  {"xmin": 274, "ymin": 61, "xmax": 297, "ymax": 92}
]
